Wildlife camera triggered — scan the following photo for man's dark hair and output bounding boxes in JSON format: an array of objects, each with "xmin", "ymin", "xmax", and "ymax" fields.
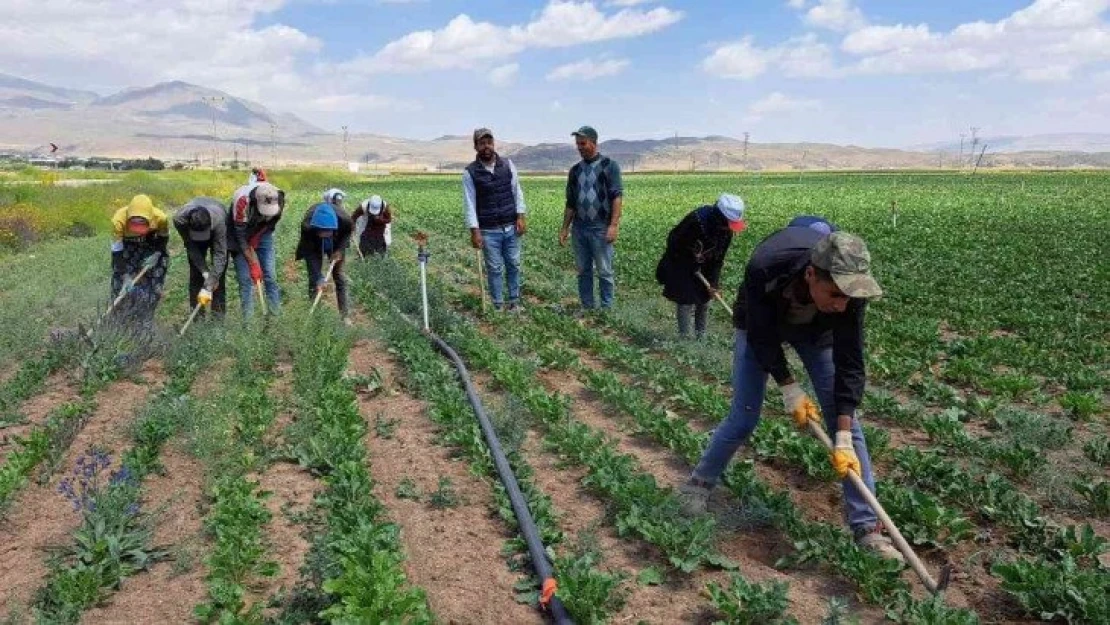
[{"xmin": 188, "ymin": 208, "xmax": 211, "ymax": 232}]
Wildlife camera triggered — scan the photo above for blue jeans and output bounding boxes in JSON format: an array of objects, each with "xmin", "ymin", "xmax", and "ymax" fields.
[
  {"xmin": 571, "ymin": 223, "xmax": 614, "ymax": 309},
  {"xmin": 694, "ymin": 330, "xmax": 879, "ymax": 533},
  {"xmin": 232, "ymin": 231, "xmax": 281, "ymax": 318},
  {"xmin": 481, "ymin": 225, "xmax": 521, "ymax": 307}
]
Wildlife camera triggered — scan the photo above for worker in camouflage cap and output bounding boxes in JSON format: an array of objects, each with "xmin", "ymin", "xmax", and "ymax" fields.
[
  {"xmin": 677, "ymin": 222, "xmax": 904, "ymax": 563},
  {"xmin": 811, "ymin": 232, "xmax": 882, "ymax": 300}
]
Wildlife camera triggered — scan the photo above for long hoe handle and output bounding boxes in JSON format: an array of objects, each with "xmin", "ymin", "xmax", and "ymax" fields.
[
  {"xmin": 476, "ymin": 248, "xmax": 488, "ymax": 313},
  {"xmin": 695, "ymin": 271, "xmax": 733, "ymax": 317},
  {"xmin": 309, "ymin": 259, "xmax": 339, "ymax": 316},
  {"xmin": 255, "ymin": 280, "xmax": 268, "ymax": 316},
  {"xmin": 804, "ymin": 420, "xmax": 951, "ymax": 595},
  {"xmin": 179, "ymin": 303, "xmax": 203, "ymax": 337}
]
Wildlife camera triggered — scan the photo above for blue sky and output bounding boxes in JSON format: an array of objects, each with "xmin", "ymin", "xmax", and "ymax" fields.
[{"xmin": 4, "ymin": 1, "xmax": 1110, "ymax": 146}]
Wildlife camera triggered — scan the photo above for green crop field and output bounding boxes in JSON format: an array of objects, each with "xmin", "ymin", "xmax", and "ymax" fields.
[{"xmin": 0, "ymin": 170, "xmax": 1106, "ymax": 624}]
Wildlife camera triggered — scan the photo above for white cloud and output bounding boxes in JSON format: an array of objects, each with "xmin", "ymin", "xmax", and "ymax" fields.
[
  {"xmin": 717, "ymin": 0, "xmax": 1110, "ymax": 84},
  {"xmin": 804, "ymin": 0, "xmax": 867, "ymax": 32},
  {"xmin": 344, "ymin": 1, "xmax": 683, "ymax": 73},
  {"xmin": 547, "ymin": 58, "xmax": 629, "ymax": 81},
  {"xmin": 843, "ymin": 0, "xmax": 1110, "ymax": 80},
  {"xmin": 841, "ymin": 24, "xmax": 934, "ymax": 55},
  {"xmin": 702, "ymin": 34, "xmax": 834, "ymax": 79},
  {"xmin": 488, "ymin": 63, "xmax": 520, "ymax": 87},
  {"xmin": 607, "ymin": 0, "xmax": 657, "ymax": 5},
  {"xmin": 0, "ymin": 0, "xmax": 321, "ymax": 108},
  {"xmin": 746, "ymin": 91, "xmax": 820, "ymax": 120}
]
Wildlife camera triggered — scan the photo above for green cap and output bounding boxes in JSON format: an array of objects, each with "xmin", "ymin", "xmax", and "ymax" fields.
[
  {"xmin": 571, "ymin": 125, "xmax": 598, "ymax": 141},
  {"xmin": 811, "ymin": 232, "xmax": 883, "ymax": 299}
]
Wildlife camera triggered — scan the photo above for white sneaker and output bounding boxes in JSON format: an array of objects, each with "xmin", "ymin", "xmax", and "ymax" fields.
[{"xmin": 678, "ymin": 479, "xmax": 711, "ymax": 516}]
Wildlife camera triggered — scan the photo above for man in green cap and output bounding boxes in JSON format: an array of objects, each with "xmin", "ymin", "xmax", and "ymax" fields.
[
  {"xmin": 677, "ymin": 226, "xmax": 904, "ymax": 563},
  {"xmin": 560, "ymin": 125, "xmax": 623, "ymax": 310}
]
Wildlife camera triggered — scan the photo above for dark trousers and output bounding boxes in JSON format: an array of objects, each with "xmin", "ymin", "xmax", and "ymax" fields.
[
  {"xmin": 359, "ymin": 233, "xmax": 388, "ymax": 257},
  {"xmin": 306, "ymin": 254, "xmax": 349, "ymax": 315},
  {"xmin": 186, "ymin": 242, "xmax": 226, "ymax": 317}
]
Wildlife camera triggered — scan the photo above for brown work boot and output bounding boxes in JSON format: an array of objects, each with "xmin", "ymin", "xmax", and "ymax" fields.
[
  {"xmin": 678, "ymin": 477, "xmax": 712, "ymax": 517},
  {"xmin": 855, "ymin": 526, "xmax": 906, "ymax": 564}
]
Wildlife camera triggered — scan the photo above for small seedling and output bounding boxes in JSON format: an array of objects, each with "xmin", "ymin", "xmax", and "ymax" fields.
[
  {"xmin": 374, "ymin": 414, "xmax": 401, "ymax": 439},
  {"xmin": 395, "ymin": 477, "xmax": 422, "ymax": 501},
  {"xmin": 429, "ymin": 476, "xmax": 460, "ymax": 509}
]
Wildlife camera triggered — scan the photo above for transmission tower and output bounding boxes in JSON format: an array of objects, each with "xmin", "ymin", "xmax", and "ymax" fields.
[
  {"xmin": 742, "ymin": 132, "xmax": 750, "ymax": 170},
  {"xmin": 270, "ymin": 123, "xmax": 278, "ymax": 167},
  {"xmin": 342, "ymin": 125, "xmax": 350, "ymax": 165},
  {"xmin": 201, "ymin": 96, "xmax": 225, "ymax": 167}
]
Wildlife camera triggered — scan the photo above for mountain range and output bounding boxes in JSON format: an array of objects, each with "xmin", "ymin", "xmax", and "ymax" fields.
[{"xmin": 3, "ymin": 74, "xmax": 1110, "ymax": 171}]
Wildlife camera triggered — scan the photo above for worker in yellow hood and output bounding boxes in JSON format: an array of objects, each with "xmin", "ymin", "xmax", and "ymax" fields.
[{"xmin": 108, "ymin": 195, "xmax": 170, "ymax": 326}]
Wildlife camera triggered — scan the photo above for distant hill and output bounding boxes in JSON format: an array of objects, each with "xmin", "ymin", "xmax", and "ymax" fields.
[
  {"xmin": 2, "ymin": 74, "xmax": 1110, "ymax": 171},
  {"xmin": 910, "ymin": 133, "xmax": 1110, "ymax": 154}
]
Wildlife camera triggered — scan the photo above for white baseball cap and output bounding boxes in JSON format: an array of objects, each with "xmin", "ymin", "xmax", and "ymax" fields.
[{"xmin": 368, "ymin": 195, "xmax": 383, "ymax": 215}]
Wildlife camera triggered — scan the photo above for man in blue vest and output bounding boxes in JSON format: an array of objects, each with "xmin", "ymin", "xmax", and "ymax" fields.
[{"xmin": 463, "ymin": 127, "xmax": 528, "ymax": 312}]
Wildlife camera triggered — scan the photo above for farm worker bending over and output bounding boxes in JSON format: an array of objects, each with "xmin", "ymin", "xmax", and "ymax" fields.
[
  {"xmin": 463, "ymin": 127, "xmax": 527, "ymax": 312},
  {"xmin": 655, "ymin": 194, "xmax": 747, "ymax": 340},
  {"xmin": 559, "ymin": 126, "xmax": 623, "ymax": 311},
  {"xmin": 297, "ymin": 189, "xmax": 354, "ymax": 323},
  {"xmin": 229, "ymin": 180, "xmax": 284, "ymax": 318},
  {"xmin": 352, "ymin": 195, "xmax": 392, "ymax": 257},
  {"xmin": 678, "ymin": 226, "xmax": 905, "ymax": 562},
  {"xmin": 788, "ymin": 215, "xmax": 837, "ymax": 235},
  {"xmin": 109, "ymin": 194, "xmax": 170, "ymax": 327},
  {"xmin": 173, "ymin": 197, "xmax": 228, "ymax": 319}
]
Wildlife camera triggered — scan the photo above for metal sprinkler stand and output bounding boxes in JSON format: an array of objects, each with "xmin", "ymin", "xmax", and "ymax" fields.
[{"xmin": 414, "ymin": 231, "xmax": 431, "ymax": 331}]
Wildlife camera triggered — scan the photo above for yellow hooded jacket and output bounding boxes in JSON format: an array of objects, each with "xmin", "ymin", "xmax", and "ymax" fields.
[{"xmin": 111, "ymin": 195, "xmax": 169, "ymax": 250}]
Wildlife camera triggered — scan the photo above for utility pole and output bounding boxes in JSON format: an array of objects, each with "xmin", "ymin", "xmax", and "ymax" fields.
[
  {"xmin": 201, "ymin": 96, "xmax": 225, "ymax": 168},
  {"xmin": 342, "ymin": 125, "xmax": 350, "ymax": 165},
  {"xmin": 969, "ymin": 127, "xmax": 980, "ymax": 167},
  {"xmin": 270, "ymin": 123, "xmax": 278, "ymax": 167}
]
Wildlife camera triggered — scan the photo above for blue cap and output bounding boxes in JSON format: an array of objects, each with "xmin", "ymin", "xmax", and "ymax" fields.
[{"xmin": 309, "ymin": 203, "xmax": 339, "ymax": 230}]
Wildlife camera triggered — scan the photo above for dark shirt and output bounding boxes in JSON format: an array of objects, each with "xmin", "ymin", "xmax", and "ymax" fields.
[{"xmin": 732, "ymin": 226, "xmax": 867, "ymax": 416}]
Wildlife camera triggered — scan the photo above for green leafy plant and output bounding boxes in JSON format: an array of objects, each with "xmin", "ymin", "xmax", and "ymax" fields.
[
  {"xmin": 1060, "ymin": 391, "xmax": 1102, "ymax": 421},
  {"xmin": 1084, "ymin": 435, "xmax": 1110, "ymax": 467},
  {"xmin": 1072, "ymin": 479, "xmax": 1110, "ymax": 517},
  {"xmin": 35, "ymin": 452, "xmax": 160, "ymax": 624},
  {"xmin": 994, "ymin": 555, "xmax": 1109, "ymax": 624},
  {"xmin": 429, "ymin": 476, "xmax": 460, "ymax": 509},
  {"xmin": 706, "ymin": 575, "xmax": 797, "ymax": 625}
]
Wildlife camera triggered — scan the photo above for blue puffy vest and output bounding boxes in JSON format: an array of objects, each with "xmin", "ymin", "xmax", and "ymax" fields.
[{"xmin": 466, "ymin": 156, "xmax": 517, "ymax": 229}]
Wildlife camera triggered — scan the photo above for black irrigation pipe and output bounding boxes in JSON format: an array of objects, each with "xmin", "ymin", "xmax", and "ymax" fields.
[{"xmin": 371, "ymin": 239, "xmax": 573, "ymax": 625}]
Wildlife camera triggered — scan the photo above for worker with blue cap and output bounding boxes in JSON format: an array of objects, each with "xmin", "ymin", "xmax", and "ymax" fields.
[
  {"xmin": 655, "ymin": 193, "xmax": 747, "ymax": 339},
  {"xmin": 296, "ymin": 188, "xmax": 354, "ymax": 322}
]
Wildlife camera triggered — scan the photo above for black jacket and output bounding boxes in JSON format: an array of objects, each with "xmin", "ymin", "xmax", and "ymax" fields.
[
  {"xmin": 732, "ymin": 226, "xmax": 867, "ymax": 417},
  {"xmin": 295, "ymin": 203, "xmax": 354, "ymax": 260},
  {"xmin": 655, "ymin": 205, "xmax": 733, "ymax": 305}
]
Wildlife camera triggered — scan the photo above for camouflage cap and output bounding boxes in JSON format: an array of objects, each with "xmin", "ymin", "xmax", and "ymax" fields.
[{"xmin": 811, "ymin": 231, "xmax": 883, "ymax": 299}]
